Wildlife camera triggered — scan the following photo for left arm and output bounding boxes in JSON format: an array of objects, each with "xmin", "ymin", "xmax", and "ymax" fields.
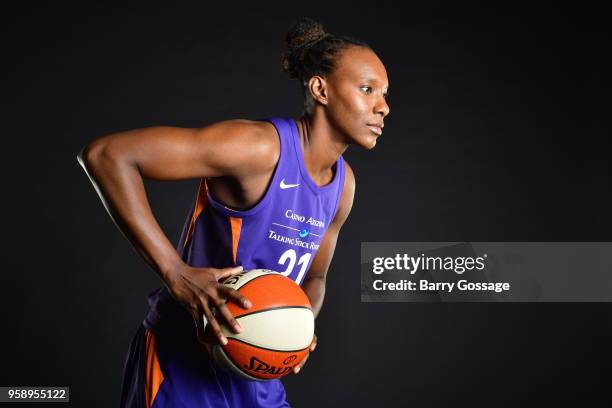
[
  {"xmin": 293, "ymin": 162, "xmax": 354, "ymax": 374},
  {"xmin": 302, "ymin": 161, "xmax": 355, "ymax": 318}
]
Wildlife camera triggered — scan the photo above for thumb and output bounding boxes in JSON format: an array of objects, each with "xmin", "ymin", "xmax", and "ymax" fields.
[{"xmin": 310, "ymin": 336, "xmax": 317, "ymax": 352}]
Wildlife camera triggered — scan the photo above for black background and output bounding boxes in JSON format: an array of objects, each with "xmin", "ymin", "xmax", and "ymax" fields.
[{"xmin": 4, "ymin": 2, "xmax": 611, "ymax": 407}]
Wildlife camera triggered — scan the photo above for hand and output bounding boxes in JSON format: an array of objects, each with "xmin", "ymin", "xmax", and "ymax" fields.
[
  {"xmin": 165, "ymin": 263, "xmax": 252, "ymax": 348},
  {"xmin": 293, "ymin": 334, "xmax": 317, "ymax": 374}
]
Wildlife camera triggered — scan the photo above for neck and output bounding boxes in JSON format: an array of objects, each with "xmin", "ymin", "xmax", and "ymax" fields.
[{"xmin": 296, "ymin": 112, "xmax": 348, "ymax": 185}]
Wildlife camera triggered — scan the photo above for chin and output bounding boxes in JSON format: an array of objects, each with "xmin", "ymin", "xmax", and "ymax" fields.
[
  {"xmin": 347, "ymin": 131, "xmax": 379, "ymax": 149},
  {"xmin": 363, "ymin": 134, "xmax": 379, "ymax": 150}
]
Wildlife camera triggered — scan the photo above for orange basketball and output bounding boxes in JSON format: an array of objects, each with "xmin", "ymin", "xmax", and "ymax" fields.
[{"xmin": 210, "ymin": 269, "xmax": 314, "ymax": 381}]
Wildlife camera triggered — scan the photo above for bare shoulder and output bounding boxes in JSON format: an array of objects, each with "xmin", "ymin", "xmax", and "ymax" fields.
[
  {"xmin": 194, "ymin": 119, "xmax": 280, "ymax": 177},
  {"xmin": 198, "ymin": 119, "xmax": 278, "ymax": 147}
]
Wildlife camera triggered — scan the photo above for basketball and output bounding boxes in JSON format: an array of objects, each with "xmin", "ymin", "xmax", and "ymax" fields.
[{"xmin": 210, "ymin": 269, "xmax": 314, "ymax": 381}]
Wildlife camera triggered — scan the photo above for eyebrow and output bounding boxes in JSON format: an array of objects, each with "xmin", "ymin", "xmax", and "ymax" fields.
[{"xmin": 361, "ymin": 77, "xmax": 389, "ymax": 89}]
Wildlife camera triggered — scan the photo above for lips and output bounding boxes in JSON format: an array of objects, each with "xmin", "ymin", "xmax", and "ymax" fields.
[{"xmin": 367, "ymin": 124, "xmax": 383, "ymax": 135}]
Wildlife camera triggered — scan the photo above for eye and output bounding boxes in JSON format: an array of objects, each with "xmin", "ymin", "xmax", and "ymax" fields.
[{"xmin": 360, "ymin": 86, "xmax": 373, "ymax": 94}]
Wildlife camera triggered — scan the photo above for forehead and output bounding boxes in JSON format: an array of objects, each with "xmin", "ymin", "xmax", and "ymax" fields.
[{"xmin": 331, "ymin": 46, "xmax": 388, "ymax": 87}]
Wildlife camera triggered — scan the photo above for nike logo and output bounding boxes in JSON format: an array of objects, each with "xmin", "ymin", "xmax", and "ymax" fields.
[{"xmin": 280, "ymin": 179, "xmax": 300, "ymax": 189}]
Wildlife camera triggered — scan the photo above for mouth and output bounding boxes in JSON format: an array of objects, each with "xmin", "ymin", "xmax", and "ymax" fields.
[{"xmin": 367, "ymin": 124, "xmax": 383, "ymax": 136}]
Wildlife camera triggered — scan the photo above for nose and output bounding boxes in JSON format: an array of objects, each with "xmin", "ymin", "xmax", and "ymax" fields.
[{"xmin": 374, "ymin": 96, "xmax": 390, "ymax": 118}]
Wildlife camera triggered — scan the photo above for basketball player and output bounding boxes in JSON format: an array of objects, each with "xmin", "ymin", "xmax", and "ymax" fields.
[{"xmin": 78, "ymin": 17, "xmax": 389, "ymax": 407}]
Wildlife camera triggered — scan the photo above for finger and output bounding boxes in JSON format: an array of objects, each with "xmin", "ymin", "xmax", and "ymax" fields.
[
  {"xmin": 202, "ymin": 324, "xmax": 216, "ymax": 344},
  {"xmin": 216, "ymin": 265, "xmax": 244, "ymax": 280},
  {"xmin": 202, "ymin": 301, "xmax": 228, "ymax": 346},
  {"xmin": 198, "ymin": 322, "xmax": 215, "ymax": 357},
  {"xmin": 219, "ymin": 286, "xmax": 252, "ymax": 309},
  {"xmin": 213, "ymin": 299, "xmax": 242, "ymax": 334},
  {"xmin": 192, "ymin": 309, "xmax": 207, "ymax": 345},
  {"xmin": 310, "ymin": 335, "xmax": 317, "ymax": 352},
  {"xmin": 294, "ymin": 353, "xmax": 310, "ymax": 374}
]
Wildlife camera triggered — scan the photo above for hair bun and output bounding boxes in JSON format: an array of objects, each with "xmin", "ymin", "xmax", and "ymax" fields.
[
  {"xmin": 285, "ymin": 17, "xmax": 328, "ymax": 52},
  {"xmin": 281, "ymin": 17, "xmax": 329, "ymax": 80}
]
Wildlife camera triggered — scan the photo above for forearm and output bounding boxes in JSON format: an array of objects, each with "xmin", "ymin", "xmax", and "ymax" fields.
[
  {"xmin": 301, "ymin": 276, "xmax": 326, "ymax": 319},
  {"xmin": 77, "ymin": 144, "xmax": 183, "ymax": 282}
]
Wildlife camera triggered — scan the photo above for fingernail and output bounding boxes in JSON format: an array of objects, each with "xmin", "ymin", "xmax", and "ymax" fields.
[
  {"xmin": 221, "ymin": 336, "xmax": 228, "ymax": 345},
  {"xmin": 295, "ymin": 367, "xmax": 301, "ymax": 374},
  {"xmin": 235, "ymin": 323, "xmax": 242, "ymax": 333},
  {"xmin": 244, "ymin": 300, "xmax": 252, "ymax": 308}
]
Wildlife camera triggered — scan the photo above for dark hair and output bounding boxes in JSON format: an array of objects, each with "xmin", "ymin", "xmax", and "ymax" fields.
[{"xmin": 281, "ymin": 17, "xmax": 371, "ymax": 113}]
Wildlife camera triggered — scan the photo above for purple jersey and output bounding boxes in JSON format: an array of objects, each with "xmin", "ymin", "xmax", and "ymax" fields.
[
  {"xmin": 121, "ymin": 117, "xmax": 345, "ymax": 407},
  {"xmin": 144, "ymin": 117, "xmax": 345, "ymax": 331}
]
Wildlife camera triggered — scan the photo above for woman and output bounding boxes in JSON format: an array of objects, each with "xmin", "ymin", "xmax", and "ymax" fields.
[{"xmin": 78, "ymin": 17, "xmax": 389, "ymax": 408}]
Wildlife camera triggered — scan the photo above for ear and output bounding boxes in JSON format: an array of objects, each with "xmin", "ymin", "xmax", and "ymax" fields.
[{"xmin": 307, "ymin": 76, "xmax": 328, "ymax": 105}]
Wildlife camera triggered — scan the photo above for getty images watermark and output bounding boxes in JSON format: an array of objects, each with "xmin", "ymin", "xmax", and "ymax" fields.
[{"xmin": 361, "ymin": 242, "xmax": 612, "ymax": 302}]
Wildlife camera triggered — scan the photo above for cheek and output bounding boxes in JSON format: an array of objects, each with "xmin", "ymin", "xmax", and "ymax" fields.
[
  {"xmin": 345, "ymin": 94, "xmax": 369, "ymax": 116},
  {"xmin": 330, "ymin": 92, "xmax": 369, "ymax": 125}
]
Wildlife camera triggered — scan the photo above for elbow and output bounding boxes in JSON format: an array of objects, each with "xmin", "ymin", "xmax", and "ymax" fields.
[
  {"xmin": 77, "ymin": 138, "xmax": 122, "ymax": 177},
  {"xmin": 77, "ymin": 140, "xmax": 103, "ymax": 173},
  {"xmin": 76, "ymin": 145, "xmax": 90, "ymax": 169}
]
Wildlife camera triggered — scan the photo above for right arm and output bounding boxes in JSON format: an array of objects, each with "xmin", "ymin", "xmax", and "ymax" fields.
[{"xmin": 77, "ymin": 120, "xmax": 278, "ymax": 346}]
